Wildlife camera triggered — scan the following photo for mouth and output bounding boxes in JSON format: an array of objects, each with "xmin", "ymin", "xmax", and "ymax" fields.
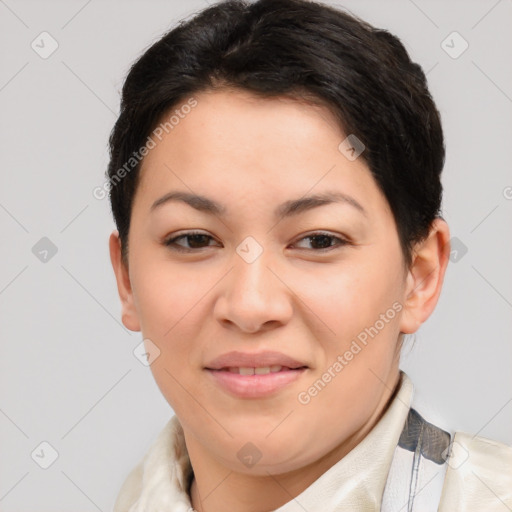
[
  {"xmin": 203, "ymin": 350, "xmax": 309, "ymax": 397},
  {"xmin": 205, "ymin": 366, "xmax": 308, "ymax": 398}
]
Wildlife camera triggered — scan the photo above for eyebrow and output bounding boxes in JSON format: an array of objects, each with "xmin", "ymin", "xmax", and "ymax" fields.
[{"xmin": 150, "ymin": 190, "xmax": 367, "ymax": 219}]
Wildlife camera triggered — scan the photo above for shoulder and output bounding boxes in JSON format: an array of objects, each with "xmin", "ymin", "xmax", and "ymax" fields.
[
  {"xmin": 113, "ymin": 416, "xmax": 181, "ymax": 512},
  {"xmin": 439, "ymin": 431, "xmax": 512, "ymax": 511},
  {"xmin": 383, "ymin": 400, "xmax": 512, "ymax": 512},
  {"xmin": 113, "ymin": 460, "xmax": 144, "ymax": 512}
]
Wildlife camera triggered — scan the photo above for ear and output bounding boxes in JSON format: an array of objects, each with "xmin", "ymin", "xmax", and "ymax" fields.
[
  {"xmin": 399, "ymin": 218, "xmax": 451, "ymax": 334},
  {"xmin": 109, "ymin": 230, "xmax": 141, "ymax": 332}
]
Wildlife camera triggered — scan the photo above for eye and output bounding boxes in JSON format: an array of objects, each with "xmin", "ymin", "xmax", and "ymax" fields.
[
  {"xmin": 164, "ymin": 231, "xmax": 220, "ymax": 252},
  {"xmin": 292, "ymin": 232, "xmax": 350, "ymax": 251}
]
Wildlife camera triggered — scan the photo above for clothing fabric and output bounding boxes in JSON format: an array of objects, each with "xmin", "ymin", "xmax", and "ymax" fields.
[{"xmin": 113, "ymin": 372, "xmax": 512, "ymax": 511}]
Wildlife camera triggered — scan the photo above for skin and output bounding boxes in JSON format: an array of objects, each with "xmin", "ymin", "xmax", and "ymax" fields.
[{"xmin": 109, "ymin": 88, "xmax": 450, "ymax": 512}]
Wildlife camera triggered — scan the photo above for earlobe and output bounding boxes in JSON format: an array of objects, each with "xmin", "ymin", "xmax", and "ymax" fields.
[
  {"xmin": 399, "ymin": 218, "xmax": 451, "ymax": 334},
  {"xmin": 109, "ymin": 230, "xmax": 141, "ymax": 332}
]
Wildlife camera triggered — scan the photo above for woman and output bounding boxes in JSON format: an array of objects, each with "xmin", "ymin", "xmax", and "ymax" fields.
[{"xmin": 107, "ymin": 0, "xmax": 512, "ymax": 510}]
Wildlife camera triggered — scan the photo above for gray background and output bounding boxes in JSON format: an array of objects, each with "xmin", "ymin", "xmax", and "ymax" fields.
[{"xmin": 1, "ymin": 0, "xmax": 511, "ymax": 510}]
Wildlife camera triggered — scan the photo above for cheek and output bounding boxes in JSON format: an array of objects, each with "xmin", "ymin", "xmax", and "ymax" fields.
[
  {"xmin": 290, "ymin": 259, "xmax": 404, "ymax": 407},
  {"xmin": 131, "ymin": 256, "xmax": 213, "ymax": 336},
  {"xmin": 289, "ymin": 257, "xmax": 401, "ymax": 339},
  {"xmin": 134, "ymin": 263, "xmax": 208, "ymax": 411},
  {"xmin": 294, "ymin": 263, "xmax": 402, "ymax": 432}
]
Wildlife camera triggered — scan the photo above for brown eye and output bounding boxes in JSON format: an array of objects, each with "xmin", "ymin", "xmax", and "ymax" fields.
[
  {"xmin": 293, "ymin": 232, "xmax": 350, "ymax": 251},
  {"xmin": 164, "ymin": 231, "xmax": 219, "ymax": 252}
]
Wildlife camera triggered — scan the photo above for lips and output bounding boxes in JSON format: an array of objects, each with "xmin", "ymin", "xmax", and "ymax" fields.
[
  {"xmin": 205, "ymin": 365, "xmax": 307, "ymax": 398},
  {"xmin": 204, "ymin": 350, "xmax": 309, "ymax": 372}
]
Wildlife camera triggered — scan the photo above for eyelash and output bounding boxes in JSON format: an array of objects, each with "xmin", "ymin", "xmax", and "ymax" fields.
[{"xmin": 163, "ymin": 230, "xmax": 351, "ymax": 253}]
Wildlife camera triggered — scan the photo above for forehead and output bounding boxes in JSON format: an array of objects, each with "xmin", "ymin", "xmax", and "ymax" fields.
[{"xmin": 133, "ymin": 89, "xmax": 390, "ymax": 221}]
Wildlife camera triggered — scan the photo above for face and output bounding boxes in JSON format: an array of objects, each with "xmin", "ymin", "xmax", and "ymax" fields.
[{"xmin": 111, "ymin": 89, "xmax": 422, "ymax": 475}]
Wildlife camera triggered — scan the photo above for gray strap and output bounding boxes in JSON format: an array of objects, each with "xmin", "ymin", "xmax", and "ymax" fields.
[{"xmin": 382, "ymin": 408, "xmax": 451, "ymax": 511}]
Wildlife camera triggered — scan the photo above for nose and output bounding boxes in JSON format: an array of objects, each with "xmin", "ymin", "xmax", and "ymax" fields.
[{"xmin": 214, "ymin": 248, "xmax": 294, "ymax": 334}]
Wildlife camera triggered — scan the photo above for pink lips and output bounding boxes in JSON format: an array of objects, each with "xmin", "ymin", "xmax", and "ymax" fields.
[
  {"xmin": 205, "ymin": 367, "xmax": 307, "ymax": 398},
  {"xmin": 204, "ymin": 350, "xmax": 309, "ymax": 399}
]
